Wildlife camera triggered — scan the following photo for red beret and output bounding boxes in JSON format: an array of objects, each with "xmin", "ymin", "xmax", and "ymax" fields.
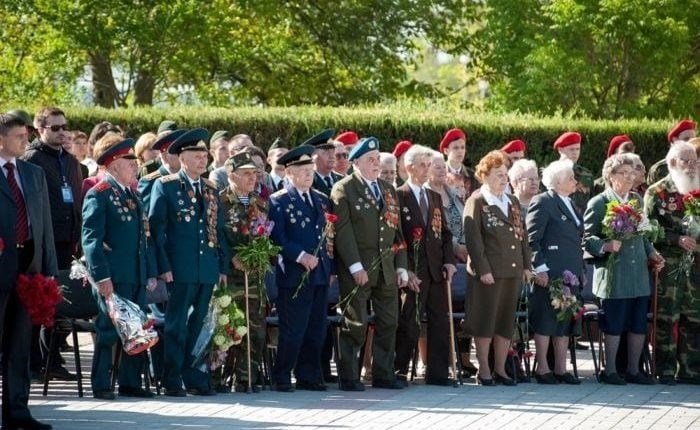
[
  {"xmin": 501, "ymin": 139, "xmax": 526, "ymax": 154},
  {"xmin": 392, "ymin": 140, "xmax": 412, "ymax": 159},
  {"xmin": 667, "ymin": 119, "xmax": 696, "ymax": 143},
  {"xmin": 439, "ymin": 128, "xmax": 467, "ymax": 153},
  {"xmin": 553, "ymin": 132, "xmax": 581, "ymax": 150},
  {"xmin": 607, "ymin": 134, "xmax": 632, "ymax": 158},
  {"xmin": 335, "ymin": 131, "xmax": 359, "ymax": 146}
]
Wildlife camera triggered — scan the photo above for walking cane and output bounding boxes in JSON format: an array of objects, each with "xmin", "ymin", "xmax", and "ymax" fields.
[
  {"xmin": 651, "ymin": 269, "xmax": 659, "ymax": 376},
  {"xmin": 244, "ymin": 271, "xmax": 253, "ymax": 394},
  {"xmin": 445, "ymin": 273, "xmax": 459, "ymax": 387}
]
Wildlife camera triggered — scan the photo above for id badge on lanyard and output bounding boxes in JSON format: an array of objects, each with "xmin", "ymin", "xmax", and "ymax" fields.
[{"xmin": 61, "ymin": 182, "xmax": 74, "ymax": 203}]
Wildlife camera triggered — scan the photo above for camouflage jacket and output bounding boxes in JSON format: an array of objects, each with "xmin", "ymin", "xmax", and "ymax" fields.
[
  {"xmin": 571, "ymin": 163, "xmax": 594, "ymax": 216},
  {"xmin": 644, "ymin": 176, "xmax": 697, "ymax": 261},
  {"xmin": 647, "ymin": 158, "xmax": 668, "ymax": 186}
]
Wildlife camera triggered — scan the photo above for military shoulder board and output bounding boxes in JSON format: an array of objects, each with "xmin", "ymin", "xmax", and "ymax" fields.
[
  {"xmin": 160, "ymin": 173, "xmax": 180, "ymax": 183},
  {"xmin": 143, "ymin": 170, "xmax": 162, "ymax": 181},
  {"xmin": 94, "ymin": 181, "xmax": 111, "ymax": 193}
]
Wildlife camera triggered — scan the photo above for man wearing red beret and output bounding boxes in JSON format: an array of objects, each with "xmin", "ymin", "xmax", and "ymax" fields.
[
  {"xmin": 553, "ymin": 131, "xmax": 593, "ymax": 215},
  {"xmin": 439, "ymin": 128, "xmax": 478, "ymax": 196},
  {"xmin": 334, "ymin": 131, "xmax": 359, "ymax": 176},
  {"xmin": 647, "ymin": 119, "xmax": 697, "ymax": 185},
  {"xmin": 501, "ymin": 139, "xmax": 527, "ymax": 163},
  {"xmin": 392, "ymin": 140, "xmax": 412, "ymax": 186}
]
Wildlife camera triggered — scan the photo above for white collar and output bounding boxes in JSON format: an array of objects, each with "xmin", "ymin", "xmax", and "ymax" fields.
[{"xmin": 481, "ymin": 185, "xmax": 509, "ymax": 206}]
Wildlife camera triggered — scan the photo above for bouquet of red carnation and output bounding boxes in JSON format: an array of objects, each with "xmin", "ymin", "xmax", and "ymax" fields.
[
  {"xmin": 293, "ymin": 213, "xmax": 339, "ymax": 299},
  {"xmin": 16, "ymin": 273, "xmax": 64, "ymax": 327}
]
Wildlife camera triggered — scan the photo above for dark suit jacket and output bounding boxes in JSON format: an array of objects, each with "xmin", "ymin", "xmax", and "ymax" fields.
[
  {"xmin": 313, "ymin": 171, "xmax": 343, "ymax": 197},
  {"xmin": 269, "ymin": 184, "xmax": 334, "ymax": 288},
  {"xmin": 526, "ymin": 190, "xmax": 585, "ymax": 280},
  {"xmin": 331, "ymin": 172, "xmax": 407, "ymax": 287},
  {"xmin": 397, "ymin": 183, "xmax": 455, "ymax": 283},
  {"xmin": 0, "ymin": 159, "xmax": 58, "ymax": 290},
  {"xmin": 463, "ymin": 192, "xmax": 530, "ymax": 279}
]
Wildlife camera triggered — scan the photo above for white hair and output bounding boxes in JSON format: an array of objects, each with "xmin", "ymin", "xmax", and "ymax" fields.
[
  {"xmin": 403, "ymin": 144, "xmax": 434, "ymax": 166},
  {"xmin": 541, "ymin": 159, "xmax": 574, "ymax": 190},
  {"xmin": 379, "ymin": 152, "xmax": 396, "ymax": 166},
  {"xmin": 666, "ymin": 141, "xmax": 695, "ymax": 165},
  {"xmin": 508, "ymin": 158, "xmax": 538, "ymax": 183}
]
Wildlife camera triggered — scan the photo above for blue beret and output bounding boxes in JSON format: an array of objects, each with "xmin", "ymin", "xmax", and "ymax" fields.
[
  {"xmin": 302, "ymin": 128, "xmax": 335, "ymax": 149},
  {"xmin": 153, "ymin": 128, "xmax": 186, "ymax": 153},
  {"xmin": 277, "ymin": 144, "xmax": 316, "ymax": 167},
  {"xmin": 96, "ymin": 138, "xmax": 136, "ymax": 167},
  {"xmin": 168, "ymin": 128, "xmax": 209, "ymax": 155},
  {"xmin": 348, "ymin": 137, "xmax": 380, "ymax": 161}
]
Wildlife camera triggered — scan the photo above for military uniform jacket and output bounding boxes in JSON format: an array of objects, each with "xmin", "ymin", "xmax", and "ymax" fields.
[
  {"xmin": 647, "ymin": 159, "xmax": 668, "ymax": 187},
  {"xmin": 571, "ymin": 163, "xmax": 594, "ymax": 217},
  {"xmin": 526, "ymin": 190, "xmax": 585, "ymax": 280},
  {"xmin": 82, "ymin": 176, "xmax": 156, "ymax": 285},
  {"xmin": 219, "ymin": 187, "xmax": 269, "ymax": 283},
  {"xmin": 313, "ymin": 171, "xmax": 344, "ymax": 197},
  {"xmin": 463, "ymin": 192, "xmax": 530, "ymax": 279},
  {"xmin": 396, "ymin": 183, "xmax": 454, "ymax": 283},
  {"xmin": 583, "ymin": 189, "xmax": 654, "ymax": 299},
  {"xmin": 149, "ymin": 170, "xmax": 229, "ymax": 284},
  {"xmin": 137, "ymin": 165, "xmax": 171, "ymax": 210},
  {"xmin": 331, "ymin": 172, "xmax": 408, "ymax": 286},
  {"xmin": 269, "ymin": 184, "xmax": 335, "ymax": 288}
]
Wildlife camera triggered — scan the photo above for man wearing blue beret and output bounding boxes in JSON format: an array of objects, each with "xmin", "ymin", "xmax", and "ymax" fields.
[
  {"xmin": 331, "ymin": 137, "xmax": 408, "ymax": 391},
  {"xmin": 82, "ymin": 134, "xmax": 158, "ymax": 400},
  {"xmin": 149, "ymin": 128, "xmax": 230, "ymax": 396}
]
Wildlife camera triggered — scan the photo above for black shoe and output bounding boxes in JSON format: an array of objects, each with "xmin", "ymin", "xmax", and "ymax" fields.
[
  {"xmin": 5, "ymin": 417, "xmax": 52, "ymax": 430},
  {"xmin": 234, "ymin": 383, "xmax": 261, "ymax": 393},
  {"xmin": 187, "ymin": 387, "xmax": 217, "ymax": 396},
  {"xmin": 372, "ymin": 378, "xmax": 405, "ymax": 389},
  {"xmin": 657, "ymin": 375, "xmax": 677, "ymax": 386},
  {"xmin": 47, "ymin": 366, "xmax": 77, "ymax": 381},
  {"xmin": 425, "ymin": 377, "xmax": 455, "ymax": 386},
  {"xmin": 494, "ymin": 372, "xmax": 516, "ymax": 386},
  {"xmin": 534, "ymin": 372, "xmax": 558, "ymax": 385},
  {"xmin": 323, "ymin": 374, "xmax": 339, "ymax": 383},
  {"xmin": 295, "ymin": 380, "xmax": 327, "ymax": 391},
  {"xmin": 554, "ymin": 372, "xmax": 581, "ymax": 385},
  {"xmin": 600, "ymin": 372, "xmax": 626, "ymax": 385},
  {"xmin": 274, "ymin": 383, "xmax": 295, "ymax": 392},
  {"xmin": 461, "ymin": 363, "xmax": 478, "ymax": 378},
  {"xmin": 93, "ymin": 390, "xmax": 116, "ymax": 400},
  {"xmin": 118, "ymin": 386, "xmax": 155, "ymax": 398},
  {"xmin": 29, "ymin": 370, "xmax": 43, "ymax": 384},
  {"xmin": 164, "ymin": 388, "xmax": 187, "ymax": 397},
  {"xmin": 214, "ymin": 383, "xmax": 231, "ymax": 393},
  {"xmin": 339, "ymin": 379, "xmax": 365, "ymax": 391},
  {"xmin": 624, "ymin": 373, "xmax": 656, "ymax": 385},
  {"xmin": 476, "ymin": 375, "xmax": 495, "ymax": 386}
]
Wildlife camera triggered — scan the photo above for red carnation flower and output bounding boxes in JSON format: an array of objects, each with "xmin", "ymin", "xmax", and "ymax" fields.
[
  {"xmin": 412, "ymin": 227, "xmax": 424, "ymax": 241},
  {"xmin": 0, "ymin": 237, "xmax": 5, "ymax": 255},
  {"xmin": 325, "ymin": 213, "xmax": 339, "ymax": 223},
  {"xmin": 256, "ymin": 225, "xmax": 266, "ymax": 236}
]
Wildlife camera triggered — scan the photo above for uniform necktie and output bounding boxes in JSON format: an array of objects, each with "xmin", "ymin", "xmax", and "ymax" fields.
[
  {"xmin": 4, "ymin": 163, "xmax": 29, "ymax": 243},
  {"xmin": 193, "ymin": 182, "xmax": 204, "ymax": 212},
  {"xmin": 276, "ymin": 179, "xmax": 284, "ymax": 191},
  {"xmin": 324, "ymin": 176, "xmax": 333, "ymax": 190},
  {"xmin": 371, "ymin": 181, "xmax": 383, "ymax": 210},
  {"xmin": 419, "ymin": 188, "xmax": 429, "ymax": 225},
  {"xmin": 303, "ymin": 192, "xmax": 313, "ymax": 208}
]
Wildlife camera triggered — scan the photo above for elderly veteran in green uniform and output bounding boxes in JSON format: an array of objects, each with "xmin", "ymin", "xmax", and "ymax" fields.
[
  {"xmin": 82, "ymin": 134, "xmax": 158, "ymax": 399},
  {"xmin": 136, "ymin": 129, "xmax": 185, "ymax": 209},
  {"xmin": 149, "ymin": 128, "xmax": 229, "ymax": 397},
  {"xmin": 331, "ymin": 137, "xmax": 409, "ymax": 391},
  {"xmin": 584, "ymin": 153, "xmax": 664, "ymax": 385},
  {"xmin": 645, "ymin": 141, "xmax": 700, "ymax": 385},
  {"xmin": 218, "ymin": 150, "xmax": 269, "ymax": 393}
]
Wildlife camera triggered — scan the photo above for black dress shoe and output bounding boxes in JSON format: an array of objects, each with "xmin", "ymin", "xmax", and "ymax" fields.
[
  {"xmin": 6, "ymin": 417, "xmax": 52, "ymax": 430},
  {"xmin": 93, "ymin": 390, "xmax": 116, "ymax": 400},
  {"xmin": 658, "ymin": 375, "xmax": 677, "ymax": 386},
  {"xmin": 339, "ymin": 379, "xmax": 366, "ymax": 391},
  {"xmin": 274, "ymin": 383, "xmax": 295, "ymax": 392},
  {"xmin": 425, "ymin": 377, "xmax": 455, "ymax": 386},
  {"xmin": 461, "ymin": 363, "xmax": 478, "ymax": 378},
  {"xmin": 575, "ymin": 341, "xmax": 589, "ymax": 350},
  {"xmin": 493, "ymin": 373, "xmax": 516, "ymax": 386},
  {"xmin": 323, "ymin": 374, "xmax": 339, "ymax": 383},
  {"xmin": 187, "ymin": 387, "xmax": 217, "ymax": 396},
  {"xmin": 676, "ymin": 376, "xmax": 700, "ymax": 385},
  {"xmin": 476, "ymin": 375, "xmax": 495, "ymax": 386},
  {"xmin": 118, "ymin": 386, "xmax": 155, "ymax": 398},
  {"xmin": 46, "ymin": 366, "xmax": 77, "ymax": 381},
  {"xmin": 625, "ymin": 373, "xmax": 656, "ymax": 385},
  {"xmin": 554, "ymin": 372, "xmax": 581, "ymax": 385},
  {"xmin": 599, "ymin": 372, "xmax": 626, "ymax": 385},
  {"xmin": 214, "ymin": 383, "xmax": 231, "ymax": 393},
  {"xmin": 534, "ymin": 372, "xmax": 558, "ymax": 385},
  {"xmin": 295, "ymin": 380, "xmax": 327, "ymax": 391},
  {"xmin": 372, "ymin": 379, "xmax": 405, "ymax": 389},
  {"xmin": 164, "ymin": 388, "xmax": 187, "ymax": 397}
]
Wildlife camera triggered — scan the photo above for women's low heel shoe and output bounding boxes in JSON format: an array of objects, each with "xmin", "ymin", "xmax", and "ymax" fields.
[
  {"xmin": 494, "ymin": 373, "xmax": 517, "ymax": 386},
  {"xmin": 476, "ymin": 375, "xmax": 496, "ymax": 386},
  {"xmin": 534, "ymin": 372, "xmax": 558, "ymax": 385}
]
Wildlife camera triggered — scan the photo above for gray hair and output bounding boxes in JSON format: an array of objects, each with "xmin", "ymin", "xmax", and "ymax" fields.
[
  {"xmin": 403, "ymin": 144, "xmax": 434, "ymax": 166},
  {"xmin": 665, "ymin": 140, "xmax": 695, "ymax": 166},
  {"xmin": 508, "ymin": 158, "xmax": 538, "ymax": 183},
  {"xmin": 602, "ymin": 152, "xmax": 637, "ymax": 186},
  {"xmin": 541, "ymin": 159, "xmax": 574, "ymax": 190},
  {"xmin": 379, "ymin": 152, "xmax": 397, "ymax": 166}
]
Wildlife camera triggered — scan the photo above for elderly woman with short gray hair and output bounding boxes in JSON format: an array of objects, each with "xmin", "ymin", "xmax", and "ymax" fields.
[
  {"xmin": 508, "ymin": 159, "xmax": 539, "ymax": 214},
  {"xmin": 526, "ymin": 159, "xmax": 585, "ymax": 384}
]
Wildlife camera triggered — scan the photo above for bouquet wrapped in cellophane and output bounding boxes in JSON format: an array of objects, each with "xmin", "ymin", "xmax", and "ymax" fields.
[{"xmin": 70, "ymin": 259, "xmax": 158, "ymax": 355}]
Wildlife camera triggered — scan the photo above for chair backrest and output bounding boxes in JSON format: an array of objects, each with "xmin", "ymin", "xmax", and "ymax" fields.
[
  {"xmin": 55, "ymin": 269, "xmax": 99, "ymax": 319},
  {"xmin": 450, "ymin": 263, "xmax": 468, "ymax": 312}
]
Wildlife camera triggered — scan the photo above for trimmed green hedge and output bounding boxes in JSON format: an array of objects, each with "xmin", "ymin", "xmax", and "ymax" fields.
[{"xmin": 45, "ymin": 106, "xmax": 676, "ymax": 175}]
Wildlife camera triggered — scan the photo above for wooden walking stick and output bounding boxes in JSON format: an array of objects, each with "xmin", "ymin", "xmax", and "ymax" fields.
[
  {"xmin": 445, "ymin": 274, "xmax": 459, "ymax": 387},
  {"xmin": 244, "ymin": 271, "xmax": 253, "ymax": 393}
]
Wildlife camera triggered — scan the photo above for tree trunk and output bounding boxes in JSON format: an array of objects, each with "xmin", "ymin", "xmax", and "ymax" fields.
[
  {"xmin": 89, "ymin": 52, "xmax": 120, "ymax": 108},
  {"xmin": 134, "ymin": 70, "xmax": 155, "ymax": 106}
]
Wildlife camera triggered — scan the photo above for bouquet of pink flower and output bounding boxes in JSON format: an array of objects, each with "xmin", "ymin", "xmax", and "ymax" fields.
[{"xmin": 549, "ymin": 270, "xmax": 584, "ymax": 322}]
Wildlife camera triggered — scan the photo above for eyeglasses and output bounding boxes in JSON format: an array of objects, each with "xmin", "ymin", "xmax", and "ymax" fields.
[
  {"xmin": 613, "ymin": 170, "xmax": 636, "ymax": 178},
  {"xmin": 678, "ymin": 158, "xmax": 698, "ymax": 168},
  {"xmin": 517, "ymin": 177, "xmax": 539, "ymax": 183},
  {"xmin": 43, "ymin": 124, "xmax": 69, "ymax": 132},
  {"xmin": 335, "ymin": 153, "xmax": 348, "ymax": 159}
]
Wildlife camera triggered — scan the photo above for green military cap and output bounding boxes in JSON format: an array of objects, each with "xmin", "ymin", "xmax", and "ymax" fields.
[
  {"xmin": 269, "ymin": 137, "xmax": 288, "ymax": 151},
  {"xmin": 157, "ymin": 120, "xmax": 178, "ymax": 135},
  {"xmin": 210, "ymin": 130, "xmax": 231, "ymax": 145}
]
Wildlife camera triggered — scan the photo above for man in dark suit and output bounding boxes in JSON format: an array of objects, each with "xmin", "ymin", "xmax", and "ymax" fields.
[
  {"xmin": 82, "ymin": 134, "xmax": 158, "ymax": 399},
  {"xmin": 308, "ymin": 129, "xmax": 343, "ymax": 196},
  {"xmin": 149, "ymin": 128, "xmax": 229, "ymax": 397},
  {"xmin": 331, "ymin": 137, "xmax": 408, "ymax": 391},
  {"xmin": 394, "ymin": 145, "xmax": 456, "ymax": 385},
  {"xmin": 269, "ymin": 144, "xmax": 335, "ymax": 392},
  {"xmin": 0, "ymin": 113, "xmax": 56, "ymax": 430}
]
